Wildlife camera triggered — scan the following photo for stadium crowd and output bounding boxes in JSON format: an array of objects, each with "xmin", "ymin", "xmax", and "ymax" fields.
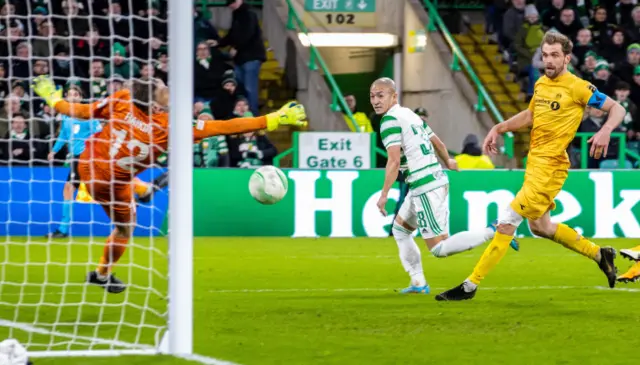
[
  {"xmin": 490, "ymin": 0, "xmax": 640, "ymax": 167},
  {"xmin": 0, "ymin": 0, "xmax": 276, "ymax": 169}
]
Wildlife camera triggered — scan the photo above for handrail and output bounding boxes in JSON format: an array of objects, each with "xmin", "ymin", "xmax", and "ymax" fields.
[
  {"xmin": 575, "ymin": 132, "xmax": 639, "ymax": 169},
  {"xmin": 283, "ymin": 0, "xmax": 358, "ymax": 131},
  {"xmin": 421, "ymin": 0, "xmax": 514, "ymax": 159}
]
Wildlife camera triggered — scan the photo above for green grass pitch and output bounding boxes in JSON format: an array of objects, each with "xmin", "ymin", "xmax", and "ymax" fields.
[{"xmin": 1, "ymin": 236, "xmax": 639, "ymax": 364}]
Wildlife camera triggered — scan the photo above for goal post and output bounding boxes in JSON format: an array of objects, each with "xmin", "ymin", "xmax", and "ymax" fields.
[
  {"xmin": 0, "ymin": 0, "xmax": 195, "ymax": 360},
  {"xmin": 167, "ymin": 0, "xmax": 194, "ymax": 356}
]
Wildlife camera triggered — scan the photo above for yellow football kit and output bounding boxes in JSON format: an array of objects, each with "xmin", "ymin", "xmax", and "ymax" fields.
[
  {"xmin": 512, "ymin": 72, "xmax": 602, "ymax": 220},
  {"xmin": 459, "ymin": 72, "xmax": 610, "ymax": 289}
]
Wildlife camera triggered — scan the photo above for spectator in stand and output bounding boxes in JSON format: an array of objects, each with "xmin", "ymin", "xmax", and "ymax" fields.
[
  {"xmin": 592, "ymin": 60, "xmax": 618, "ymax": 96},
  {"xmin": 625, "ymin": 6, "xmax": 640, "ymax": 43},
  {"xmin": 629, "ymin": 65, "xmax": 640, "ymax": 107},
  {"xmin": 602, "ymin": 29, "xmax": 628, "ymax": 65},
  {"xmin": 132, "ymin": 1, "xmax": 167, "ymax": 61},
  {"xmin": 97, "ymin": 0, "xmax": 130, "ymax": 47},
  {"xmin": 228, "ymin": 129, "xmax": 277, "ymax": 168},
  {"xmin": 514, "ymin": 5, "xmax": 544, "ymax": 97},
  {"xmin": 588, "ymin": 6, "xmax": 618, "ymax": 47},
  {"xmin": 613, "ymin": 81, "xmax": 640, "ymax": 141},
  {"xmin": 107, "ymin": 74, "xmax": 125, "ymax": 95},
  {"xmin": 194, "ymin": 7, "xmax": 220, "ymax": 49},
  {"xmin": 0, "ymin": 19, "xmax": 23, "ymax": 62},
  {"xmin": 0, "ymin": 113, "xmax": 42, "ymax": 166},
  {"xmin": 0, "ymin": 94, "xmax": 20, "ymax": 138},
  {"xmin": 343, "ymin": 94, "xmax": 373, "ymax": 132},
  {"xmin": 617, "ymin": 0, "xmax": 636, "ymax": 27},
  {"xmin": 614, "ymin": 43, "xmax": 640, "ymax": 83},
  {"xmin": 215, "ymin": 0, "xmax": 267, "ymax": 116},
  {"xmin": 196, "ymin": 106, "xmax": 231, "ymax": 168},
  {"xmin": 541, "ymin": 0, "xmax": 564, "ymax": 29},
  {"xmin": 29, "ymin": 5, "xmax": 49, "ymax": 35},
  {"xmin": 572, "ymin": 29, "xmax": 594, "ymax": 69},
  {"xmin": 52, "ymin": 44, "xmax": 72, "ymax": 88},
  {"xmin": 455, "ymin": 134, "xmax": 496, "ymax": 169},
  {"xmin": 581, "ymin": 51, "xmax": 598, "ymax": 82},
  {"xmin": 140, "ymin": 63, "xmax": 155, "ymax": 81},
  {"xmin": 32, "ymin": 20, "xmax": 65, "ymax": 58},
  {"xmin": 13, "ymin": 42, "xmax": 31, "ymax": 80},
  {"xmin": 154, "ymin": 47, "xmax": 168, "ymax": 84},
  {"xmin": 85, "ymin": 60, "xmax": 108, "ymax": 100},
  {"xmin": 501, "ymin": 0, "xmax": 526, "ymax": 52},
  {"xmin": 194, "ymin": 41, "xmax": 232, "ymax": 104},
  {"xmin": 554, "ymin": 8, "xmax": 582, "ymax": 41},
  {"xmin": 211, "ymin": 70, "xmax": 246, "ymax": 120},
  {"xmin": 74, "ymin": 29, "xmax": 110, "ymax": 79},
  {"xmin": 0, "ymin": 63, "xmax": 8, "ymax": 108},
  {"xmin": 56, "ymin": 0, "xmax": 90, "ymax": 42},
  {"xmin": 105, "ymin": 42, "xmax": 140, "ymax": 79}
]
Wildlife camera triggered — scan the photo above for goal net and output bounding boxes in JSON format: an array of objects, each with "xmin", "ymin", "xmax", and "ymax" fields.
[{"xmin": 0, "ymin": 0, "xmax": 193, "ymax": 358}]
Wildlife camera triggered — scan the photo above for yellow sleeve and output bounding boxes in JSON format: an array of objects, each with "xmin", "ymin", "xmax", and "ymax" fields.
[
  {"xmin": 528, "ymin": 82, "xmax": 537, "ymax": 113},
  {"xmin": 344, "ymin": 114, "xmax": 357, "ymax": 132},
  {"xmin": 572, "ymin": 78, "xmax": 597, "ymax": 107}
]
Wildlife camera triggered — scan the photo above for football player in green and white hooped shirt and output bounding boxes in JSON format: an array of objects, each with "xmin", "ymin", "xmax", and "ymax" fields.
[{"xmin": 371, "ymin": 78, "xmax": 519, "ymax": 294}]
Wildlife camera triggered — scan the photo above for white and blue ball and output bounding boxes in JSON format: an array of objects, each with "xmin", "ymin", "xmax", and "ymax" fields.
[{"xmin": 249, "ymin": 165, "xmax": 288, "ymax": 205}]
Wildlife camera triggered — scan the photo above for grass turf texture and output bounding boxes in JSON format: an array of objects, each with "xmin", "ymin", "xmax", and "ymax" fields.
[{"xmin": 1, "ymin": 236, "xmax": 639, "ymax": 364}]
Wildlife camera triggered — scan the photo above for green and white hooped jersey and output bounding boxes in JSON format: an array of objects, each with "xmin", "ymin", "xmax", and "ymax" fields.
[{"xmin": 380, "ymin": 104, "xmax": 448, "ymax": 194}]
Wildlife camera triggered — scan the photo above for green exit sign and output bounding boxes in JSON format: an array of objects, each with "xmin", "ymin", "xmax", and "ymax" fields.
[{"xmin": 304, "ymin": 0, "xmax": 376, "ymax": 12}]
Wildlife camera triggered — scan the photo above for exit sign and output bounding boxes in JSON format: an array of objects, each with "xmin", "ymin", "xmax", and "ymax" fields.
[
  {"xmin": 303, "ymin": 0, "xmax": 376, "ymax": 28},
  {"xmin": 304, "ymin": 0, "xmax": 376, "ymax": 12}
]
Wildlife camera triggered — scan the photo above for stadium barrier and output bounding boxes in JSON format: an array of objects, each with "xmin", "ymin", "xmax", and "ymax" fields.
[{"xmin": 4, "ymin": 167, "xmax": 638, "ymax": 238}]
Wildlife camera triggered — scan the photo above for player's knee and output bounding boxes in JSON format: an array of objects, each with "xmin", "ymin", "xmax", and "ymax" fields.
[
  {"xmin": 391, "ymin": 224, "xmax": 411, "ymax": 239},
  {"xmin": 496, "ymin": 224, "xmax": 517, "ymax": 236},
  {"xmin": 529, "ymin": 221, "xmax": 554, "ymax": 238}
]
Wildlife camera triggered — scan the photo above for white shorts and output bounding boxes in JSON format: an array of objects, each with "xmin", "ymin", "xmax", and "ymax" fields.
[{"xmin": 397, "ymin": 185, "xmax": 449, "ymax": 239}]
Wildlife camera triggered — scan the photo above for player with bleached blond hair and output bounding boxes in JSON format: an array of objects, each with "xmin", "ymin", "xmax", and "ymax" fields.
[{"xmin": 371, "ymin": 77, "xmax": 518, "ymax": 295}]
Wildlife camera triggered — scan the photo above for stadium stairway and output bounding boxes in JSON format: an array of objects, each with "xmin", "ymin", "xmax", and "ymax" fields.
[{"xmin": 453, "ymin": 23, "xmax": 531, "ymax": 160}]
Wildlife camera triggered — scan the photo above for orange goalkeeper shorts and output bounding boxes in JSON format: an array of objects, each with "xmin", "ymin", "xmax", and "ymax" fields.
[{"xmin": 78, "ymin": 161, "xmax": 136, "ymax": 226}]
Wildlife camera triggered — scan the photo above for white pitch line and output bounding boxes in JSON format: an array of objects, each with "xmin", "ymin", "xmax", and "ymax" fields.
[
  {"xmin": 0, "ymin": 319, "xmax": 152, "ymax": 350},
  {"xmin": 206, "ymin": 286, "xmax": 640, "ymax": 293},
  {"xmin": 2, "ymin": 286, "xmax": 640, "ymax": 297}
]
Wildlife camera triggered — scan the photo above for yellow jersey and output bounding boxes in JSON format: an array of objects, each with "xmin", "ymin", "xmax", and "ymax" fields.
[{"xmin": 527, "ymin": 72, "xmax": 603, "ymax": 170}]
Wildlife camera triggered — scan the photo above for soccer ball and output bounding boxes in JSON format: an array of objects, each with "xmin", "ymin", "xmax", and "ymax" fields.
[
  {"xmin": 249, "ymin": 165, "xmax": 288, "ymax": 205},
  {"xmin": 0, "ymin": 339, "xmax": 28, "ymax": 365}
]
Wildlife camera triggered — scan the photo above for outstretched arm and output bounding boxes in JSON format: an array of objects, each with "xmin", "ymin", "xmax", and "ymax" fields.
[
  {"xmin": 55, "ymin": 100, "xmax": 101, "ymax": 120},
  {"xmin": 193, "ymin": 116, "xmax": 268, "ymax": 141}
]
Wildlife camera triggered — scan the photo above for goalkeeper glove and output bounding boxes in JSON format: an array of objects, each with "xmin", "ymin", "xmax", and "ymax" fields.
[
  {"xmin": 265, "ymin": 101, "xmax": 308, "ymax": 131},
  {"xmin": 32, "ymin": 75, "xmax": 63, "ymax": 108}
]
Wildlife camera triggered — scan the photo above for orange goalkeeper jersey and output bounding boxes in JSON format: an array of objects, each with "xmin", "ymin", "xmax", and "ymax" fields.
[{"xmin": 55, "ymin": 89, "xmax": 268, "ymax": 182}]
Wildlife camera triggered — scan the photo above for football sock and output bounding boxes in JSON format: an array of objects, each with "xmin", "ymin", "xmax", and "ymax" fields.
[
  {"xmin": 392, "ymin": 224, "xmax": 426, "ymax": 287},
  {"xmin": 58, "ymin": 200, "xmax": 71, "ymax": 234},
  {"xmin": 430, "ymin": 228, "xmax": 494, "ymax": 257},
  {"xmin": 96, "ymin": 231, "xmax": 129, "ymax": 277},
  {"xmin": 552, "ymin": 223, "xmax": 599, "ymax": 261},
  {"xmin": 468, "ymin": 231, "xmax": 513, "ymax": 285}
]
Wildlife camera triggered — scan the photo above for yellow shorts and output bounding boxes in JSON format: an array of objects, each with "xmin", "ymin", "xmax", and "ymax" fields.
[{"xmin": 511, "ymin": 164, "xmax": 568, "ymax": 221}]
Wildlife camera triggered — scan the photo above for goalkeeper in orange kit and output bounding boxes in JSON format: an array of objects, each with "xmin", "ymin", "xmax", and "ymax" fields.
[{"xmin": 33, "ymin": 75, "xmax": 307, "ymax": 294}]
